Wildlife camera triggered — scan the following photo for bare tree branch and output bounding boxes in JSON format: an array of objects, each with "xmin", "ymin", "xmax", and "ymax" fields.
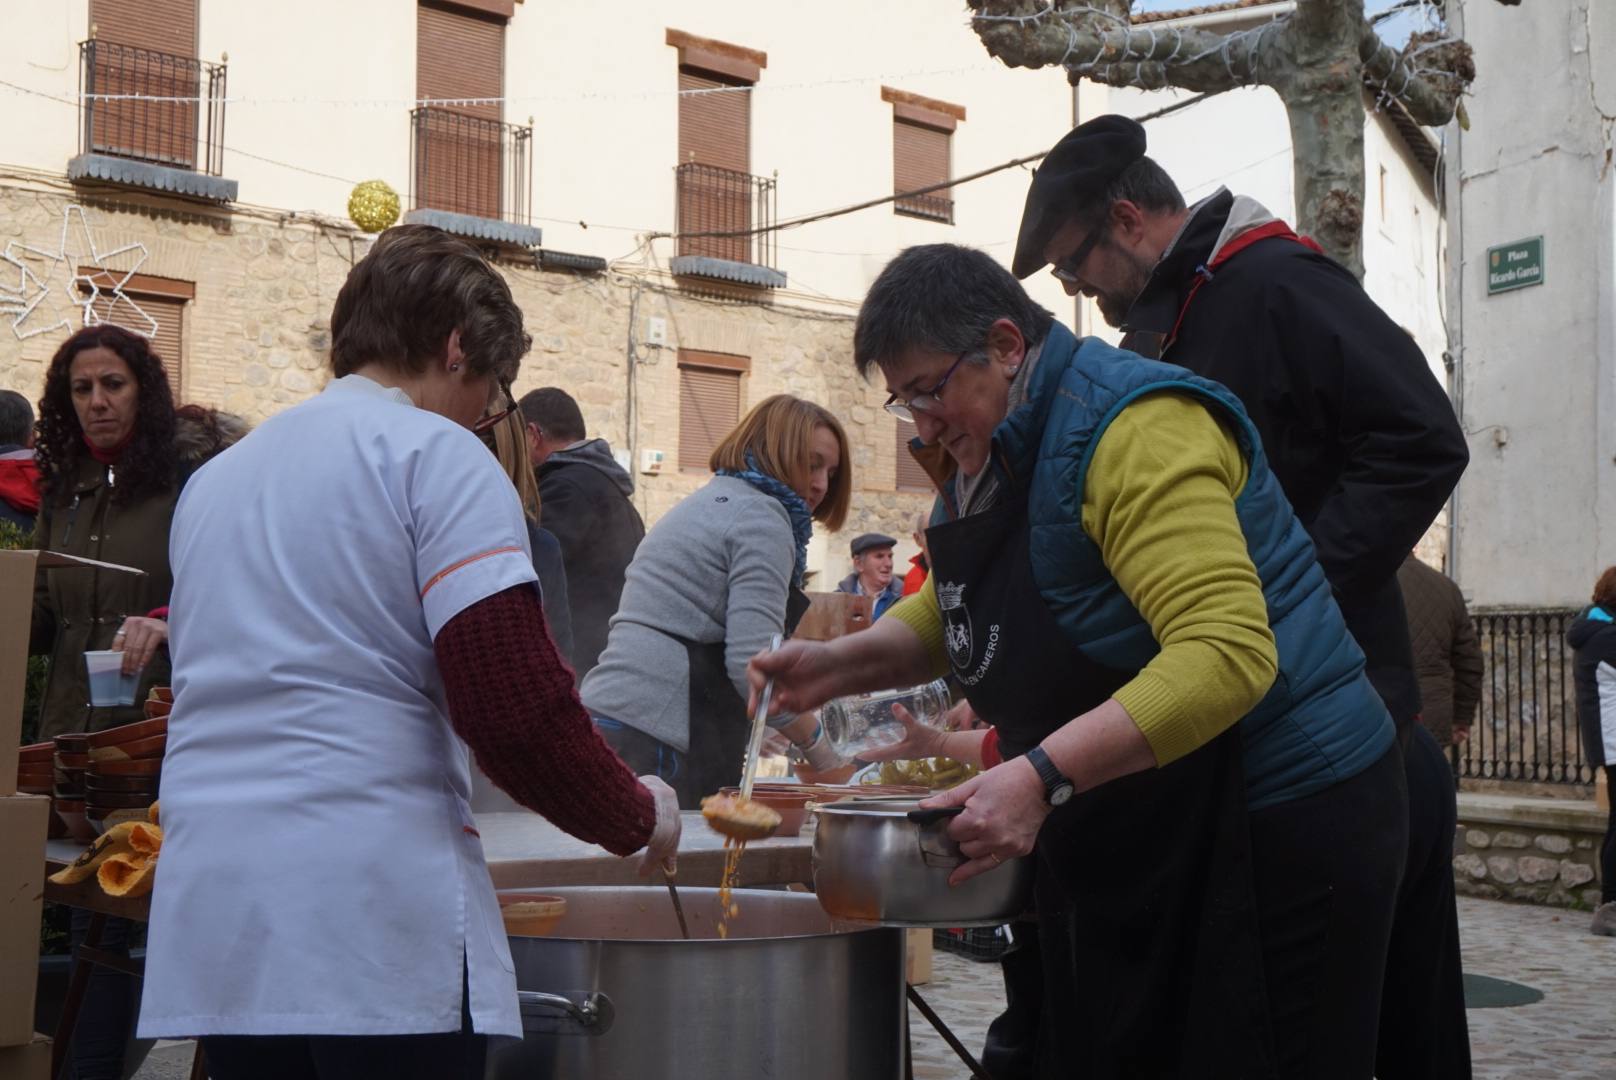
[{"xmin": 1359, "ymin": 27, "xmax": 1466, "ymax": 125}]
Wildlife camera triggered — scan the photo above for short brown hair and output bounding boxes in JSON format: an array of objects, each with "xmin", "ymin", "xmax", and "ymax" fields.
[
  {"xmin": 330, "ymin": 224, "xmax": 531, "ymax": 382},
  {"xmin": 710, "ymin": 395, "xmax": 851, "ymax": 532},
  {"xmin": 1593, "ymin": 567, "xmax": 1616, "ymax": 609}
]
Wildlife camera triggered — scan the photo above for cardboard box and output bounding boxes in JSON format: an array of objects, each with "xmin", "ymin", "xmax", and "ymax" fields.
[
  {"xmin": 0, "ymin": 1033, "xmax": 51, "ymax": 1079},
  {"xmin": 0, "ymin": 549, "xmax": 145, "ymax": 794},
  {"xmin": 794, "ymin": 591, "xmax": 873, "ymax": 642},
  {"xmin": 905, "ymin": 926, "xmax": 933, "ymax": 985},
  {"xmin": 0, "ymin": 793, "xmax": 49, "ymax": 1047}
]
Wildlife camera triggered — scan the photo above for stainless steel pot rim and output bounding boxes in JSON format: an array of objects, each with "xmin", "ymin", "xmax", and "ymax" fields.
[{"xmin": 810, "ymin": 796, "xmax": 932, "ymax": 816}]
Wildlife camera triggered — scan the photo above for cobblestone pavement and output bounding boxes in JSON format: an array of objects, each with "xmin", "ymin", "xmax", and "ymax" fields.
[
  {"xmin": 131, "ymin": 897, "xmax": 1614, "ymax": 1078},
  {"xmin": 906, "ymin": 896, "xmax": 1616, "ymax": 1079}
]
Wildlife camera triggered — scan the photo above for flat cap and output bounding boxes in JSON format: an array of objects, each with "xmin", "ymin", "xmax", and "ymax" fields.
[
  {"xmin": 1012, "ymin": 114, "xmax": 1147, "ymax": 279},
  {"xmin": 850, "ymin": 533, "xmax": 897, "ymax": 557}
]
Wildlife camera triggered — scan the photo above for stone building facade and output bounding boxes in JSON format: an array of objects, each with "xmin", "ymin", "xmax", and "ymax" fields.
[{"xmin": 0, "ymin": 179, "xmax": 929, "ymax": 576}]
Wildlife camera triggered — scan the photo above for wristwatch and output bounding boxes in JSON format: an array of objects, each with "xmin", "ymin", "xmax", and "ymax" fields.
[{"xmin": 1024, "ymin": 745, "xmax": 1074, "ymax": 806}]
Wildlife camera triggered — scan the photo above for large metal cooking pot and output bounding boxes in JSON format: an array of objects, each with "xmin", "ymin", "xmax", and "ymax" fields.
[
  {"xmin": 487, "ymin": 886, "xmax": 903, "ymax": 1080},
  {"xmin": 811, "ymin": 797, "xmax": 1034, "ymax": 927}
]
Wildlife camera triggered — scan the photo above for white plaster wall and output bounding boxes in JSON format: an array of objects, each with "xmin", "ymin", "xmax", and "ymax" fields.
[{"xmin": 1446, "ymin": 0, "xmax": 1614, "ymax": 606}]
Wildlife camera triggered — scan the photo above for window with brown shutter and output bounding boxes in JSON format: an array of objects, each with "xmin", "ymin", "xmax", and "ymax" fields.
[
  {"xmin": 87, "ymin": 0, "xmax": 199, "ymax": 168},
  {"xmin": 895, "ymin": 422, "xmax": 932, "ymax": 492},
  {"xmin": 677, "ymin": 68, "xmax": 752, "ymax": 263},
  {"xmin": 677, "ymin": 351, "xmax": 747, "ymax": 473},
  {"xmin": 77, "ymin": 278, "xmax": 189, "ymax": 400},
  {"xmin": 416, "ymin": 1, "xmax": 506, "ymax": 220},
  {"xmin": 883, "ymin": 88, "xmax": 963, "ymax": 225}
]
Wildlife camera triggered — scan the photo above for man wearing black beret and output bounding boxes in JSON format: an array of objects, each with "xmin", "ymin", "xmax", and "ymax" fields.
[{"xmin": 1012, "ymin": 114, "xmax": 1472, "ymax": 1078}]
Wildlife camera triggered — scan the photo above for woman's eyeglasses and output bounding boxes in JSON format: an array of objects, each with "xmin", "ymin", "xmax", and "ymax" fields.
[
  {"xmin": 472, "ymin": 379, "xmax": 518, "ymax": 435},
  {"xmin": 883, "ymin": 350, "xmax": 973, "ymax": 423}
]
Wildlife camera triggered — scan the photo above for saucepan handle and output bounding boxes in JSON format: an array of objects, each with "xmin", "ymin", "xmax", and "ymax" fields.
[
  {"xmin": 906, "ymin": 805, "xmax": 965, "ymax": 826},
  {"xmin": 517, "ymin": 990, "xmax": 616, "ymax": 1036}
]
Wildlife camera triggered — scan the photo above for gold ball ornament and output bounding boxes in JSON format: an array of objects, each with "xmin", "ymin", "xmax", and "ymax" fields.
[{"xmin": 347, "ymin": 180, "xmax": 400, "ymax": 234}]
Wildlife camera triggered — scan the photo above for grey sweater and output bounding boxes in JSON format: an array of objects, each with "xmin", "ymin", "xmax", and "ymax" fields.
[{"xmin": 579, "ymin": 475, "xmax": 794, "ymax": 751}]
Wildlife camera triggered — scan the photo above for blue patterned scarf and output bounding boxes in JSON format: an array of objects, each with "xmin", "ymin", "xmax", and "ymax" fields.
[{"xmin": 716, "ymin": 452, "xmax": 813, "ymax": 588}]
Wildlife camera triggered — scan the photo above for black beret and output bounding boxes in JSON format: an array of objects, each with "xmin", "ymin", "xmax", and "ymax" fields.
[
  {"xmin": 1011, "ymin": 114, "xmax": 1147, "ymax": 279},
  {"xmin": 850, "ymin": 533, "xmax": 897, "ymax": 557}
]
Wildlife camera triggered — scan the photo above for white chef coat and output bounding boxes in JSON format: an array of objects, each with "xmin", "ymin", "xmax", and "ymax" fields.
[{"xmin": 139, "ymin": 375, "xmax": 536, "ymax": 1039}]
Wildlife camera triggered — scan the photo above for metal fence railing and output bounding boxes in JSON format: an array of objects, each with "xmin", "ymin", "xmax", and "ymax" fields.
[
  {"xmin": 1455, "ymin": 608, "xmax": 1595, "ymax": 785},
  {"xmin": 80, "ymin": 39, "xmax": 227, "ymax": 175},
  {"xmin": 410, "ymin": 107, "xmax": 533, "ymax": 226},
  {"xmin": 674, "ymin": 162, "xmax": 778, "ymax": 270}
]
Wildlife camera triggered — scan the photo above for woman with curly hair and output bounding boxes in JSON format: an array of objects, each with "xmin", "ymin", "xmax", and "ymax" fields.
[{"xmin": 30, "ymin": 323, "xmax": 186, "ymax": 743}]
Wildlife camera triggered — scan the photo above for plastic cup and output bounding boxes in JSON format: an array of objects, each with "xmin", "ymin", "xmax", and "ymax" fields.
[{"xmin": 84, "ymin": 650, "xmax": 139, "ymax": 707}]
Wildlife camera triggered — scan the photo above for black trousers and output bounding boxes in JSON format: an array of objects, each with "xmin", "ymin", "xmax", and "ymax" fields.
[
  {"xmin": 1250, "ymin": 744, "xmax": 1408, "ymax": 1079},
  {"xmin": 66, "ymin": 910, "xmax": 140, "ymax": 1080},
  {"xmin": 1374, "ymin": 723, "xmax": 1473, "ymax": 1080},
  {"xmin": 1603, "ymin": 766, "xmax": 1616, "ymax": 905},
  {"xmin": 201, "ymin": 969, "xmax": 486, "ymax": 1080}
]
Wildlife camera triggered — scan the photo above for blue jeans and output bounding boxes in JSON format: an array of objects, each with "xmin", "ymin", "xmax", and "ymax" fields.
[{"xmin": 592, "ymin": 715, "xmax": 684, "ymax": 787}]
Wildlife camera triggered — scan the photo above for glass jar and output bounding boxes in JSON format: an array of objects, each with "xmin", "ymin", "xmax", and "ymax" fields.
[{"xmin": 818, "ymin": 679, "xmax": 952, "ymax": 761}]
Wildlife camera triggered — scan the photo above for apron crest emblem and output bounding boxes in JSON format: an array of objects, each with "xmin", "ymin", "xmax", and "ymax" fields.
[{"xmin": 937, "ymin": 581, "xmax": 973, "ymax": 669}]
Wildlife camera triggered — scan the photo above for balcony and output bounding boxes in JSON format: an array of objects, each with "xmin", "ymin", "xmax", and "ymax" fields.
[
  {"xmin": 673, "ymin": 163, "xmax": 785, "ymax": 290},
  {"xmin": 895, "ymin": 189, "xmax": 954, "ymax": 225},
  {"xmin": 404, "ymin": 107, "xmax": 540, "ymax": 250},
  {"xmin": 69, "ymin": 39, "xmax": 236, "ymax": 202}
]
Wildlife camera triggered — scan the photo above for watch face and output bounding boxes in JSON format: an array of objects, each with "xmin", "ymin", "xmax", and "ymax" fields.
[{"xmin": 1050, "ymin": 783, "xmax": 1074, "ymax": 807}]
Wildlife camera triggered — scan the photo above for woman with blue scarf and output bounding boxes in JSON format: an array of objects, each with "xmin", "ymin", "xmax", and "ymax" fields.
[{"xmin": 582, "ymin": 394, "xmax": 851, "ymax": 806}]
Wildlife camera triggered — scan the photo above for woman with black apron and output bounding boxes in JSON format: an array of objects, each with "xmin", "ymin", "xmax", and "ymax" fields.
[
  {"xmin": 582, "ymin": 394, "xmax": 849, "ymax": 807},
  {"xmin": 751, "ymin": 246, "xmax": 1408, "ymax": 1078}
]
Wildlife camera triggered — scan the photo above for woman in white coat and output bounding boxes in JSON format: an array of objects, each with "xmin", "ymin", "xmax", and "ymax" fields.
[{"xmin": 138, "ymin": 225, "xmax": 680, "ymax": 1079}]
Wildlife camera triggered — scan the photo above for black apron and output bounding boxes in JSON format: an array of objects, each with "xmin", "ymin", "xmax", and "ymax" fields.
[
  {"xmin": 926, "ymin": 487, "xmax": 1277, "ymax": 1079},
  {"xmin": 675, "ymin": 587, "xmax": 810, "ymax": 809}
]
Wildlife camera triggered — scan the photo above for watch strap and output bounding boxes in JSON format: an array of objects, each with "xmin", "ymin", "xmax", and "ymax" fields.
[{"xmin": 1024, "ymin": 745, "xmax": 1068, "ymax": 801}]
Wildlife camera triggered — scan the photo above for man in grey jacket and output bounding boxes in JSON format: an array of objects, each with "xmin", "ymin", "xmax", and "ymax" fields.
[{"xmin": 521, "ymin": 388, "xmax": 645, "ymax": 678}]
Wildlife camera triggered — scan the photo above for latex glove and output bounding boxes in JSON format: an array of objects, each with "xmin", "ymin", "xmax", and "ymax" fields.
[
  {"xmin": 917, "ymin": 755, "xmax": 1048, "ymax": 886},
  {"xmin": 855, "ymin": 703, "xmax": 948, "ymax": 763},
  {"xmin": 638, "ymin": 775, "xmax": 682, "ymax": 877},
  {"xmin": 112, "ymin": 616, "xmax": 168, "ymax": 677}
]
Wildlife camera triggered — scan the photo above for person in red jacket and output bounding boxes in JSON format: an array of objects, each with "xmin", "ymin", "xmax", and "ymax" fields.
[
  {"xmin": 902, "ymin": 510, "xmax": 930, "ymax": 596},
  {"xmin": 0, "ymin": 389, "xmax": 40, "ymax": 534}
]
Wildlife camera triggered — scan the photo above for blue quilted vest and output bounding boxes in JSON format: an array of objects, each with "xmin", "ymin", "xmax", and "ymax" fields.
[{"xmin": 932, "ymin": 323, "xmax": 1393, "ymax": 809}]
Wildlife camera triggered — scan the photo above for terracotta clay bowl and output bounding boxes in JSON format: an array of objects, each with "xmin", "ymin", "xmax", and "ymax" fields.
[
  {"xmin": 498, "ymin": 893, "xmax": 568, "ymax": 937},
  {"xmin": 143, "ymin": 699, "xmax": 172, "ymax": 719},
  {"xmin": 53, "ymin": 733, "xmax": 92, "ymax": 754},
  {"xmin": 19, "ymin": 741, "xmax": 54, "ymax": 764},
  {"xmin": 88, "ymin": 734, "xmax": 166, "ymax": 762},
  {"xmin": 55, "ymin": 751, "xmax": 91, "ymax": 769},
  {"xmin": 85, "ymin": 773, "xmax": 160, "ymax": 796},
  {"xmin": 83, "ymin": 789, "xmax": 158, "ymax": 810},
  {"xmin": 53, "ymin": 800, "xmax": 97, "ymax": 844},
  {"xmin": 84, "ymin": 716, "xmax": 168, "ymax": 749},
  {"xmin": 717, "ymin": 787, "xmax": 812, "ymax": 838},
  {"xmin": 90, "ymin": 758, "xmax": 162, "ymax": 777},
  {"xmin": 149, "ymin": 687, "xmax": 174, "ymax": 704}
]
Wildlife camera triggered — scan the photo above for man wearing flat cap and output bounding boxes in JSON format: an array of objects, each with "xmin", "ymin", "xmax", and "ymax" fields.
[
  {"xmin": 836, "ymin": 533, "xmax": 904, "ymax": 621},
  {"xmin": 1012, "ymin": 114, "xmax": 1472, "ymax": 1078}
]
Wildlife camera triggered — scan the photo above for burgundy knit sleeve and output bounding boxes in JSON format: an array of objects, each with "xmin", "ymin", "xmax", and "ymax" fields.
[{"xmin": 435, "ymin": 584, "xmax": 656, "ymax": 856}]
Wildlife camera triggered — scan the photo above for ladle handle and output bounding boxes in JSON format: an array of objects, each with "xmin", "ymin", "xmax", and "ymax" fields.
[{"xmin": 738, "ymin": 633, "xmax": 783, "ymax": 801}]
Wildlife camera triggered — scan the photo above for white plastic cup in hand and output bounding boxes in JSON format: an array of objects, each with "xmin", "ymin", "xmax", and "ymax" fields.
[{"xmin": 84, "ymin": 650, "xmax": 139, "ymax": 707}]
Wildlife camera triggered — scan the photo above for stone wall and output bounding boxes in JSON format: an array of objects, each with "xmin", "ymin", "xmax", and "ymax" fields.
[
  {"xmin": 0, "ymin": 182, "xmax": 931, "ymax": 567},
  {"xmin": 1452, "ymin": 792, "xmax": 1606, "ymax": 909}
]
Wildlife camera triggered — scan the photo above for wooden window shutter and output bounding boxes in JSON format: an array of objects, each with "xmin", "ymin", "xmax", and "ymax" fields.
[
  {"xmin": 895, "ymin": 422, "xmax": 932, "ymax": 492},
  {"xmin": 894, "ymin": 118, "xmax": 953, "ymax": 223},
  {"xmin": 90, "ymin": 0, "xmax": 197, "ymax": 57},
  {"xmin": 677, "ymin": 69, "xmax": 750, "ymax": 174},
  {"xmin": 677, "ymin": 70, "xmax": 751, "ymax": 263},
  {"xmin": 678, "ymin": 361, "xmax": 743, "ymax": 473},
  {"xmin": 416, "ymin": 1, "xmax": 505, "ymax": 219},
  {"xmin": 86, "ymin": 291, "xmax": 186, "ymax": 399},
  {"xmin": 87, "ymin": 0, "xmax": 200, "ymax": 169}
]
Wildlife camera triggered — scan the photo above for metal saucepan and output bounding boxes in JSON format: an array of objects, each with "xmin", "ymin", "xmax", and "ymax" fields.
[{"xmin": 810, "ymin": 797, "xmax": 1034, "ymax": 927}]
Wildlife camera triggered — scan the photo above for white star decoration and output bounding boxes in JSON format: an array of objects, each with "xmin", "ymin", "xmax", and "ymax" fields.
[{"xmin": 0, "ymin": 204, "xmax": 155, "ymax": 342}]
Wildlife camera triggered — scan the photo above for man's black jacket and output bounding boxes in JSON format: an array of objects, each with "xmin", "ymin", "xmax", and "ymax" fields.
[{"xmin": 1122, "ymin": 189, "xmax": 1469, "ymax": 726}]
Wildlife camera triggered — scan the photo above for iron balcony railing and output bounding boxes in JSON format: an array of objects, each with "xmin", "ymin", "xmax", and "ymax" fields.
[
  {"xmin": 410, "ymin": 107, "xmax": 533, "ymax": 226},
  {"xmin": 1454, "ymin": 608, "xmax": 1595, "ymax": 786},
  {"xmin": 895, "ymin": 189, "xmax": 954, "ymax": 224},
  {"xmin": 674, "ymin": 162, "xmax": 778, "ymax": 271},
  {"xmin": 79, "ymin": 39, "xmax": 226, "ymax": 175}
]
